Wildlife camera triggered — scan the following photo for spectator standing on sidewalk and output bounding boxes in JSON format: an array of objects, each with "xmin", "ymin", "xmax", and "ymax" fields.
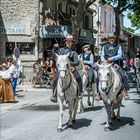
[
  {"xmin": 134, "ymin": 52, "xmax": 140, "ymax": 71},
  {"xmin": 0, "ymin": 63, "xmax": 15, "ymax": 102},
  {"xmin": 129, "ymin": 58, "xmax": 134, "ymax": 71},
  {"xmin": 9, "ymin": 60, "xmax": 19, "ymax": 95}
]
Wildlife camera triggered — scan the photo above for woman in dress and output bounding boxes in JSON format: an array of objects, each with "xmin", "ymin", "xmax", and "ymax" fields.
[{"xmin": 0, "ymin": 63, "xmax": 15, "ymax": 103}]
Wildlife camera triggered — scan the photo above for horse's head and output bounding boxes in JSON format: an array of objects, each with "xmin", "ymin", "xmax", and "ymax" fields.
[
  {"xmin": 97, "ymin": 63, "xmax": 112, "ymax": 92},
  {"xmin": 56, "ymin": 53, "xmax": 70, "ymax": 79}
]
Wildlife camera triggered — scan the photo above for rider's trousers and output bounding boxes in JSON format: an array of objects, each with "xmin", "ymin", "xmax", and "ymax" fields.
[
  {"xmin": 73, "ymin": 69, "xmax": 83, "ymax": 93},
  {"xmin": 117, "ymin": 67, "xmax": 129, "ymax": 91}
]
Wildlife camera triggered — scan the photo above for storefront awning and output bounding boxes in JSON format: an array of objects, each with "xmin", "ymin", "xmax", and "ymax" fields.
[{"xmin": 41, "ymin": 25, "xmax": 72, "ymax": 38}]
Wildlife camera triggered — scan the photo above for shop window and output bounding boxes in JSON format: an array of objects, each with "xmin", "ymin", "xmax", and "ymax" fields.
[
  {"xmin": 6, "ymin": 42, "xmax": 35, "ymax": 56},
  {"xmin": 6, "ymin": 42, "xmax": 15, "ymax": 56},
  {"xmin": 17, "ymin": 43, "xmax": 35, "ymax": 55}
]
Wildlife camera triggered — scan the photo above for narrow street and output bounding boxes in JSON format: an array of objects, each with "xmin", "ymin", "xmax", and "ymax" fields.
[{"xmin": 0, "ymin": 81, "xmax": 139, "ymax": 140}]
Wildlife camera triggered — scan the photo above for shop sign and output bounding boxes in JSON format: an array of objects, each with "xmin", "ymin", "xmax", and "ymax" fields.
[
  {"xmin": 0, "ymin": 21, "xmax": 31, "ymax": 35},
  {"xmin": 42, "ymin": 25, "xmax": 72, "ymax": 38}
]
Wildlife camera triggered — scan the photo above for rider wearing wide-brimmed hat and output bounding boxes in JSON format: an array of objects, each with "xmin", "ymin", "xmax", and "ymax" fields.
[
  {"xmin": 50, "ymin": 34, "xmax": 83, "ymax": 103},
  {"xmin": 79, "ymin": 44, "xmax": 95, "ymax": 86},
  {"xmin": 95, "ymin": 33, "xmax": 129, "ymax": 101}
]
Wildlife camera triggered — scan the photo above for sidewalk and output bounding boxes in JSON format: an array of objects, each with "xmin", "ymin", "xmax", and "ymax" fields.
[{"xmin": 0, "ymin": 84, "xmax": 53, "ymax": 114}]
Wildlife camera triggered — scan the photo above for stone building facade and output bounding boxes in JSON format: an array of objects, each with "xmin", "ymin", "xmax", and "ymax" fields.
[{"xmin": 0, "ymin": 0, "xmax": 41, "ymax": 82}]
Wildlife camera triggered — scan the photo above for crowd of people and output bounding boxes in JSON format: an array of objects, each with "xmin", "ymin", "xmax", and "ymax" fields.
[{"xmin": 0, "ymin": 57, "xmax": 20, "ymax": 103}]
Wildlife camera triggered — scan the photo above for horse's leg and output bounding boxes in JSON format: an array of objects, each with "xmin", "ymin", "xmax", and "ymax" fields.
[
  {"xmin": 72, "ymin": 98, "xmax": 79, "ymax": 123},
  {"xmin": 91, "ymin": 83, "xmax": 96, "ymax": 109},
  {"xmin": 57, "ymin": 97, "xmax": 64, "ymax": 132},
  {"xmin": 77, "ymin": 75, "xmax": 87, "ymax": 113},
  {"xmin": 104, "ymin": 102, "xmax": 112, "ymax": 131},
  {"xmin": 87, "ymin": 89, "xmax": 91, "ymax": 106},
  {"xmin": 68, "ymin": 101, "xmax": 73, "ymax": 126},
  {"xmin": 77, "ymin": 97, "xmax": 84, "ymax": 113},
  {"xmin": 116, "ymin": 106, "xmax": 121, "ymax": 121}
]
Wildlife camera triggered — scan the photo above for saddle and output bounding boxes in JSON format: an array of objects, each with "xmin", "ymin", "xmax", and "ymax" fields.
[{"xmin": 112, "ymin": 63, "xmax": 123, "ymax": 83}]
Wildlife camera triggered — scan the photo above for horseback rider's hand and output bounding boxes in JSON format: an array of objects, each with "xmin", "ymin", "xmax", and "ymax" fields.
[
  {"xmin": 70, "ymin": 66, "xmax": 75, "ymax": 72},
  {"xmin": 84, "ymin": 65, "xmax": 89, "ymax": 71},
  {"xmin": 107, "ymin": 57, "xmax": 113, "ymax": 62}
]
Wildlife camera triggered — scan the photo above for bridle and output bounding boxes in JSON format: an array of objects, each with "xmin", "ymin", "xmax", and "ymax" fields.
[
  {"xmin": 58, "ymin": 69, "xmax": 72, "ymax": 91},
  {"xmin": 99, "ymin": 70, "xmax": 114, "ymax": 93}
]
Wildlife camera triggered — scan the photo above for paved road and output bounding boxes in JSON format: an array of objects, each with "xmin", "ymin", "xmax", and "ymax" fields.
[{"xmin": 0, "ymin": 83, "xmax": 140, "ymax": 140}]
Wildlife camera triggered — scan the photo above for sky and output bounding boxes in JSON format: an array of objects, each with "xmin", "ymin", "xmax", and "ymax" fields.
[{"xmin": 123, "ymin": 11, "xmax": 140, "ymax": 34}]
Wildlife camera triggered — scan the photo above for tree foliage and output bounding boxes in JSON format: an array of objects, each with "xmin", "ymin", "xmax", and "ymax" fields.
[
  {"xmin": 69, "ymin": 0, "xmax": 96, "ymax": 43},
  {"xmin": 123, "ymin": 27, "xmax": 135, "ymax": 33},
  {"xmin": 127, "ymin": 0, "xmax": 140, "ymax": 29}
]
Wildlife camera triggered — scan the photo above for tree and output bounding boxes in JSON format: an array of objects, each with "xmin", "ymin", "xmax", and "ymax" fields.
[
  {"xmin": 127, "ymin": 0, "xmax": 140, "ymax": 30},
  {"xmin": 68, "ymin": 0, "xmax": 96, "ymax": 44}
]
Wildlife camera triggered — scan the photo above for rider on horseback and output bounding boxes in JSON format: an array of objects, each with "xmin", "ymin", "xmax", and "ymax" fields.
[
  {"xmin": 79, "ymin": 44, "xmax": 95, "ymax": 88},
  {"xmin": 50, "ymin": 35, "xmax": 83, "ymax": 103},
  {"xmin": 95, "ymin": 33, "xmax": 129, "ymax": 101}
]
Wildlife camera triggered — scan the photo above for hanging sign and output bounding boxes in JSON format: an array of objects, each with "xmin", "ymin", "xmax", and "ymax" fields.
[{"xmin": 13, "ymin": 47, "xmax": 20, "ymax": 58}]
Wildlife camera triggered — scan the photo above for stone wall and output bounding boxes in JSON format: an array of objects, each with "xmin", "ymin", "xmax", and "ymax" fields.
[
  {"xmin": 0, "ymin": 0, "xmax": 37, "ymax": 41},
  {"xmin": 0, "ymin": 0, "xmax": 39, "ymax": 83}
]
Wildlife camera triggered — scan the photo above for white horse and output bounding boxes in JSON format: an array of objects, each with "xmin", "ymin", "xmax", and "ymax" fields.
[
  {"xmin": 56, "ymin": 53, "xmax": 79, "ymax": 131},
  {"xmin": 76, "ymin": 61, "xmax": 97, "ymax": 113},
  {"xmin": 97, "ymin": 62, "xmax": 124, "ymax": 131}
]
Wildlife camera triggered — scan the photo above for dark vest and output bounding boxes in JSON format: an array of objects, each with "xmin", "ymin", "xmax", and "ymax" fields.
[
  {"xmin": 104, "ymin": 43, "xmax": 123, "ymax": 67},
  {"xmin": 58, "ymin": 47, "xmax": 74, "ymax": 62},
  {"xmin": 104, "ymin": 43, "xmax": 119, "ymax": 59}
]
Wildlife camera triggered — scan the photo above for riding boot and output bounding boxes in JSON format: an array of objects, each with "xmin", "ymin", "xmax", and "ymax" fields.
[
  {"xmin": 117, "ymin": 67, "xmax": 130, "ymax": 100},
  {"xmin": 74, "ymin": 70, "xmax": 83, "ymax": 99},
  {"xmin": 78, "ymin": 80, "xmax": 83, "ymax": 99}
]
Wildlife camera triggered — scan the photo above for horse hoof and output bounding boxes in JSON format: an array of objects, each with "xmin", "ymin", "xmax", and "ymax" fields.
[
  {"xmin": 111, "ymin": 116, "xmax": 116, "ymax": 120},
  {"xmin": 88, "ymin": 101, "xmax": 91, "ymax": 106},
  {"xmin": 77, "ymin": 109, "xmax": 84, "ymax": 114},
  {"xmin": 57, "ymin": 128, "xmax": 63, "ymax": 132},
  {"xmin": 72, "ymin": 120, "xmax": 76, "ymax": 124},
  {"xmin": 117, "ymin": 118, "xmax": 120, "ymax": 121},
  {"xmin": 104, "ymin": 127, "xmax": 111, "ymax": 131},
  {"xmin": 68, "ymin": 123, "xmax": 73, "ymax": 127}
]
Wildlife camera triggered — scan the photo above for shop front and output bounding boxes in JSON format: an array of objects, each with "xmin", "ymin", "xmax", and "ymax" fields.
[{"xmin": 42, "ymin": 25, "xmax": 72, "ymax": 59}]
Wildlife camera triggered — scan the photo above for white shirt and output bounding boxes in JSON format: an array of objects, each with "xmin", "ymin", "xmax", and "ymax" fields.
[{"xmin": 9, "ymin": 64, "xmax": 19, "ymax": 78}]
